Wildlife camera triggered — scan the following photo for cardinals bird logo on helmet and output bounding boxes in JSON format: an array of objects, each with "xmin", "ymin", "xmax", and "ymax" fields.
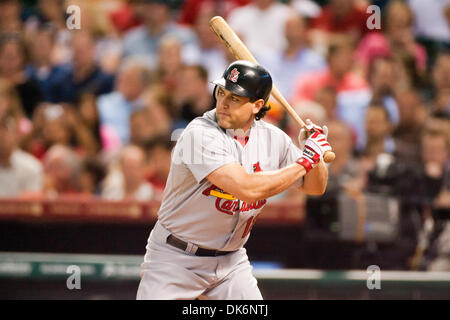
[{"xmin": 228, "ymin": 68, "xmax": 240, "ymax": 83}]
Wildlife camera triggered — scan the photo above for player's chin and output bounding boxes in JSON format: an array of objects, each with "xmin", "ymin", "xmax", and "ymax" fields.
[{"xmin": 217, "ymin": 118, "xmax": 232, "ymax": 129}]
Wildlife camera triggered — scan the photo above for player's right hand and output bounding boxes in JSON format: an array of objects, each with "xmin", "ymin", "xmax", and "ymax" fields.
[
  {"xmin": 298, "ymin": 119, "xmax": 328, "ymax": 149},
  {"xmin": 296, "ymin": 130, "xmax": 332, "ymax": 173}
]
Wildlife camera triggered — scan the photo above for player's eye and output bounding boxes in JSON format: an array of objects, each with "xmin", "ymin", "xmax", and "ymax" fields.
[{"xmin": 231, "ymin": 96, "xmax": 240, "ymax": 102}]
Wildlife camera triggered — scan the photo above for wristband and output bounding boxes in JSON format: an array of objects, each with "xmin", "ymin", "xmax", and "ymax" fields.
[{"xmin": 296, "ymin": 157, "xmax": 313, "ymax": 173}]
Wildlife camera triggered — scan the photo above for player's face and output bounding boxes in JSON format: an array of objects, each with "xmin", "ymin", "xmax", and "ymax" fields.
[{"xmin": 215, "ymin": 87, "xmax": 263, "ymax": 131}]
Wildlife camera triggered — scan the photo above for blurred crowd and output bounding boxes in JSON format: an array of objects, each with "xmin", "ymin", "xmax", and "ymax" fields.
[{"xmin": 0, "ymin": 0, "xmax": 448, "ymax": 270}]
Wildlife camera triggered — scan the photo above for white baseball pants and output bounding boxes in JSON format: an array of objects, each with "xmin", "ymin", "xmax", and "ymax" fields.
[{"xmin": 136, "ymin": 221, "xmax": 263, "ymax": 300}]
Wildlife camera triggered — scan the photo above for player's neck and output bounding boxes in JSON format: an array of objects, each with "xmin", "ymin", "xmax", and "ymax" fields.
[
  {"xmin": 240, "ymin": 116, "xmax": 256, "ymax": 133},
  {"xmin": 227, "ymin": 127, "xmax": 250, "ymax": 137}
]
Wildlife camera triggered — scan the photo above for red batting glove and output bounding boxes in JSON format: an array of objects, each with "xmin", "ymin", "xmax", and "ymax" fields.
[{"xmin": 296, "ymin": 131, "xmax": 332, "ymax": 173}]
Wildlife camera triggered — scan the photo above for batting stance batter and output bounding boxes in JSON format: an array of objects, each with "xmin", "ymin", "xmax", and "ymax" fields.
[{"xmin": 137, "ymin": 60, "xmax": 332, "ymax": 300}]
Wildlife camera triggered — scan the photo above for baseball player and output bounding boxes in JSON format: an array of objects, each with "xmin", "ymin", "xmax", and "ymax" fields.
[{"xmin": 137, "ymin": 60, "xmax": 332, "ymax": 300}]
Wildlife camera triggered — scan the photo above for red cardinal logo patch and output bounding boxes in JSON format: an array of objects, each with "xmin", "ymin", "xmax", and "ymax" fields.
[
  {"xmin": 252, "ymin": 162, "xmax": 262, "ymax": 172},
  {"xmin": 228, "ymin": 68, "xmax": 240, "ymax": 83}
]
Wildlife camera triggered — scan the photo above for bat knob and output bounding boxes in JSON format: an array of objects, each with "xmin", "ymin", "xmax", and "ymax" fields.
[{"xmin": 323, "ymin": 151, "xmax": 335, "ymax": 163}]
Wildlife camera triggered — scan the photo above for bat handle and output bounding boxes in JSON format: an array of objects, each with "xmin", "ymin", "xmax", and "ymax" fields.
[{"xmin": 323, "ymin": 151, "xmax": 335, "ymax": 163}]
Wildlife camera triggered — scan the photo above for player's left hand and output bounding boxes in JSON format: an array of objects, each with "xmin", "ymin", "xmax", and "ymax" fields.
[{"xmin": 298, "ymin": 119, "xmax": 328, "ymax": 149}]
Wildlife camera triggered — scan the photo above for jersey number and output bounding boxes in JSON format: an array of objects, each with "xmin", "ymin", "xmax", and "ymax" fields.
[{"xmin": 242, "ymin": 214, "xmax": 259, "ymax": 238}]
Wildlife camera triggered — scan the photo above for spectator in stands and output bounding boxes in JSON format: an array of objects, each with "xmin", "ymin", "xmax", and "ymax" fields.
[
  {"xmin": 50, "ymin": 31, "xmax": 115, "ymax": 103},
  {"xmin": 129, "ymin": 86, "xmax": 173, "ymax": 148},
  {"xmin": 42, "ymin": 144, "xmax": 81, "ymax": 197},
  {"xmin": 191, "ymin": 6, "xmax": 229, "ymax": 84},
  {"xmin": 227, "ymin": 0, "xmax": 293, "ymax": 58},
  {"xmin": 356, "ymin": 102, "xmax": 403, "ymax": 196},
  {"xmin": 291, "ymin": 38, "xmax": 370, "ymax": 149},
  {"xmin": 109, "ymin": 0, "xmax": 143, "ymax": 35},
  {"xmin": 61, "ymin": 104, "xmax": 99, "ymax": 155},
  {"xmin": 26, "ymin": 25, "xmax": 66, "ymax": 102},
  {"xmin": 309, "ymin": 0, "xmax": 369, "ymax": 40},
  {"xmin": 76, "ymin": 156, "xmax": 107, "ymax": 197},
  {"xmin": 178, "ymin": 0, "xmax": 250, "ymax": 26},
  {"xmin": 290, "ymin": 0, "xmax": 322, "ymax": 20},
  {"xmin": 355, "ymin": 0, "xmax": 428, "ymax": 75},
  {"xmin": 21, "ymin": 103, "xmax": 98, "ymax": 160},
  {"xmin": 315, "ymin": 86, "xmax": 337, "ymax": 120},
  {"xmin": 142, "ymin": 85, "xmax": 173, "ymax": 135},
  {"xmin": 393, "ymin": 88, "xmax": 428, "ymax": 165},
  {"xmin": 37, "ymin": 104, "xmax": 77, "ymax": 152},
  {"xmin": 304, "ymin": 120, "xmax": 364, "ymax": 245},
  {"xmin": 23, "ymin": 0, "xmax": 72, "ymax": 65},
  {"xmin": 97, "ymin": 57, "xmax": 152, "ymax": 150},
  {"xmin": 419, "ymin": 129, "xmax": 450, "ymax": 210},
  {"xmin": 0, "ymin": 78, "xmax": 31, "ymax": 137},
  {"xmin": 361, "ymin": 104, "xmax": 423, "ymax": 198},
  {"xmin": 0, "ymin": 33, "xmax": 43, "ymax": 119},
  {"xmin": 326, "ymin": 120, "xmax": 365, "ymax": 196},
  {"xmin": 23, "ymin": 0, "xmax": 67, "ymax": 31},
  {"xmin": 172, "ymin": 65, "xmax": 213, "ymax": 125},
  {"xmin": 367, "ymin": 57, "xmax": 400, "ymax": 125},
  {"xmin": 123, "ymin": 0, "xmax": 198, "ymax": 67},
  {"xmin": 361, "ymin": 102, "xmax": 395, "ymax": 159},
  {"xmin": 258, "ymin": 12, "xmax": 326, "ymax": 99},
  {"xmin": 145, "ymin": 135, "xmax": 174, "ymax": 200},
  {"xmin": 291, "ymin": 37, "xmax": 368, "ymax": 103},
  {"xmin": 77, "ymin": 93, "xmax": 102, "ymax": 154},
  {"xmin": 408, "ymin": 0, "xmax": 450, "ymax": 66},
  {"xmin": 357, "ymin": 102, "xmax": 422, "ymax": 200},
  {"xmin": 394, "ymin": 49, "xmax": 427, "ymax": 90},
  {"xmin": 416, "ymin": 129, "xmax": 450, "ymax": 271},
  {"xmin": 0, "ymin": 0, "xmax": 23, "ymax": 34},
  {"xmin": 0, "ymin": 116, "xmax": 43, "ymax": 197},
  {"xmin": 76, "ymin": 1, "xmax": 125, "ymax": 76},
  {"xmin": 155, "ymin": 36, "xmax": 185, "ymax": 92},
  {"xmin": 429, "ymin": 51, "xmax": 450, "ymax": 119},
  {"xmin": 129, "ymin": 108, "xmax": 155, "ymax": 147},
  {"xmin": 102, "ymin": 145, "xmax": 154, "ymax": 201}
]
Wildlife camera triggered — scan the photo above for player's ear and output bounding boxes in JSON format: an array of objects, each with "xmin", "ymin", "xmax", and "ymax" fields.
[{"xmin": 252, "ymin": 99, "xmax": 265, "ymax": 115}]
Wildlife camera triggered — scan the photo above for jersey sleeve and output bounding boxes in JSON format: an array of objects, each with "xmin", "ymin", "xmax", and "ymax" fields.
[{"xmin": 177, "ymin": 126, "xmax": 237, "ymax": 183}]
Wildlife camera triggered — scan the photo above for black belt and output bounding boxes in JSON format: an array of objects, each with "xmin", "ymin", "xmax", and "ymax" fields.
[{"xmin": 166, "ymin": 234, "xmax": 234, "ymax": 257}]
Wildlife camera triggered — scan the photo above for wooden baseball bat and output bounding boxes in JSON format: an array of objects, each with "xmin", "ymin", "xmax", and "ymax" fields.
[{"xmin": 209, "ymin": 16, "xmax": 335, "ymax": 163}]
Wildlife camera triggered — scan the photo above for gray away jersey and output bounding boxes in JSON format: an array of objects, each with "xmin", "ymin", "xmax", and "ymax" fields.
[{"xmin": 156, "ymin": 109, "xmax": 303, "ymax": 251}]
